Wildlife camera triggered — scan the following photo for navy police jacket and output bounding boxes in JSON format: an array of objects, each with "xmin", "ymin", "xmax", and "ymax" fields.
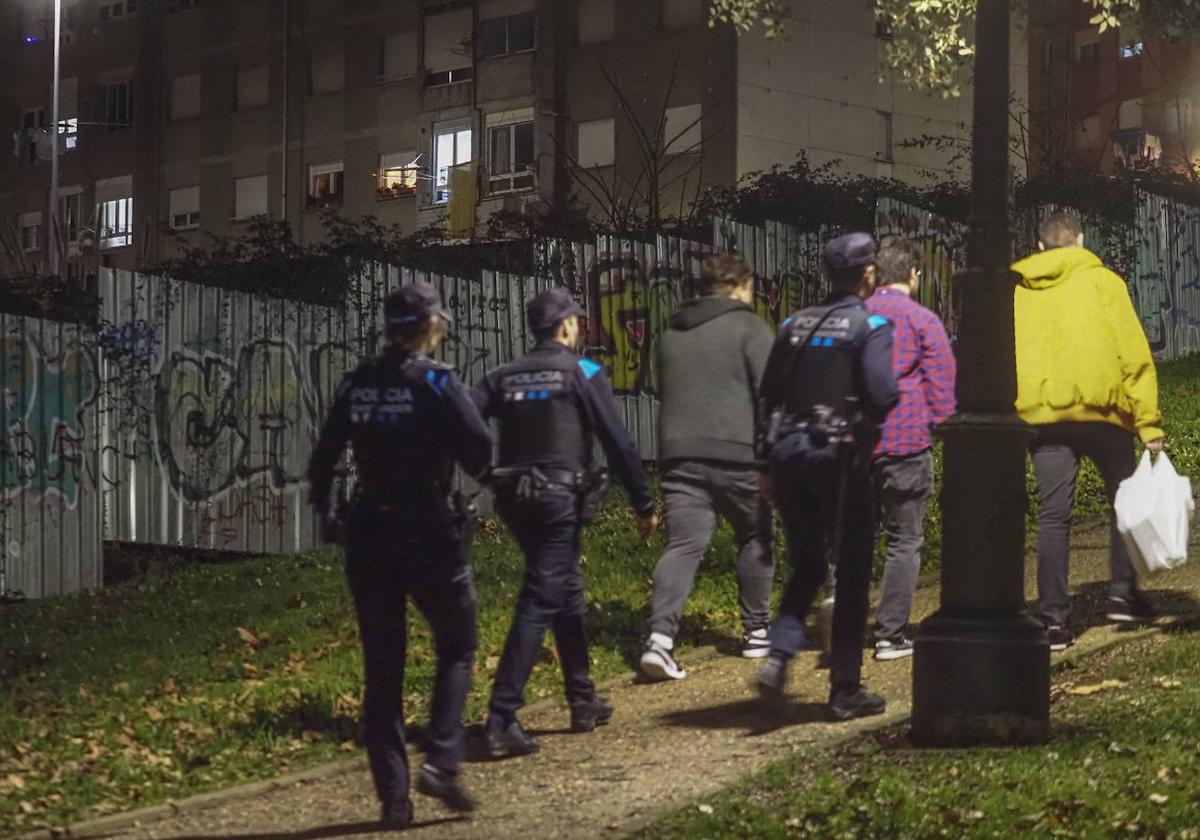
[
  {"xmin": 757, "ymin": 293, "xmax": 899, "ymax": 459},
  {"xmin": 471, "ymin": 339, "xmax": 655, "ymax": 516},
  {"xmin": 308, "ymin": 348, "xmax": 492, "ymax": 513}
]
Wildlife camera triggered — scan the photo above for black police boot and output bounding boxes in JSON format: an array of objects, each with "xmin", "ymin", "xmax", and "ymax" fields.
[
  {"xmin": 483, "ymin": 715, "xmax": 540, "ymax": 758},
  {"xmin": 380, "ymin": 799, "xmax": 414, "ymax": 830},
  {"xmin": 829, "ymin": 688, "xmax": 886, "ymax": 722},
  {"xmin": 416, "ymin": 763, "xmax": 477, "ymax": 813},
  {"xmin": 569, "ymin": 696, "xmax": 614, "ymax": 733}
]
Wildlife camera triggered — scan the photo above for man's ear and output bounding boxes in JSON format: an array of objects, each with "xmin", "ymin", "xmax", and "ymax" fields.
[{"xmin": 1075, "ymin": 232, "xmax": 1085, "ymax": 248}]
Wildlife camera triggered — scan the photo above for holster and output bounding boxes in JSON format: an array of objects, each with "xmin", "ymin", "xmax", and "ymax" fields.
[
  {"xmin": 578, "ymin": 468, "xmax": 610, "ymax": 525},
  {"xmin": 449, "ymin": 490, "xmax": 479, "ymax": 562}
]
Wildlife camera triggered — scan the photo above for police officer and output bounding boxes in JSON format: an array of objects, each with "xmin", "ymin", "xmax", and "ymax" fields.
[
  {"xmin": 755, "ymin": 233, "xmax": 900, "ymax": 721},
  {"xmin": 308, "ymin": 282, "xmax": 492, "ymax": 828},
  {"xmin": 473, "ymin": 288, "xmax": 658, "ymax": 757}
]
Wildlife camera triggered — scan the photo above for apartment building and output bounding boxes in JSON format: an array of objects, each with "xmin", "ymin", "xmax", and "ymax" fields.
[
  {"xmin": 1027, "ymin": 0, "xmax": 1194, "ymax": 175},
  {"xmin": 0, "ymin": 0, "xmax": 1025, "ymax": 280}
]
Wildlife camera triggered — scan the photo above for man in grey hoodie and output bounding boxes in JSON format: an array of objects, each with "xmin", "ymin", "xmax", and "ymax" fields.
[{"xmin": 639, "ymin": 254, "xmax": 776, "ymax": 681}]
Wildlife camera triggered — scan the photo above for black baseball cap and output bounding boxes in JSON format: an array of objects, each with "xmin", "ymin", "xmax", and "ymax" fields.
[
  {"xmin": 526, "ymin": 287, "xmax": 585, "ymax": 333},
  {"xmin": 823, "ymin": 232, "xmax": 878, "ymax": 270},
  {"xmin": 384, "ymin": 282, "xmax": 452, "ymax": 327}
]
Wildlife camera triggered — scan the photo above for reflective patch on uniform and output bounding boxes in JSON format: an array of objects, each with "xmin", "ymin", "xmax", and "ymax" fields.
[
  {"xmin": 867, "ymin": 314, "xmax": 889, "ymax": 330},
  {"xmin": 578, "ymin": 358, "xmax": 603, "ymax": 379},
  {"xmin": 539, "ymin": 390, "xmax": 550, "ymax": 400},
  {"xmin": 781, "ymin": 315, "xmax": 795, "ymax": 330},
  {"xmin": 822, "ymin": 337, "xmax": 834, "ymax": 347},
  {"xmin": 810, "ymin": 338, "xmax": 821, "ymax": 347},
  {"xmin": 425, "ymin": 368, "xmax": 449, "ymax": 394}
]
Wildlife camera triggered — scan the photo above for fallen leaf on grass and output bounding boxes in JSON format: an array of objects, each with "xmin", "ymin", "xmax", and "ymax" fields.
[
  {"xmin": 18, "ymin": 801, "xmax": 34, "ymax": 814},
  {"xmin": 145, "ymin": 707, "xmax": 164, "ymax": 722},
  {"xmin": 301, "ymin": 730, "xmax": 321, "ymax": 743},
  {"xmin": 339, "ymin": 740, "xmax": 358, "ymax": 752},
  {"xmin": 6, "ymin": 773, "xmax": 25, "ymax": 790},
  {"xmin": 1066, "ymin": 680, "xmax": 1127, "ymax": 696},
  {"xmin": 697, "ymin": 804, "xmax": 714, "ymax": 815},
  {"xmin": 1150, "ymin": 793, "xmax": 1169, "ymax": 805},
  {"xmin": 236, "ymin": 627, "xmax": 259, "ymax": 647},
  {"xmin": 1153, "ymin": 676, "xmax": 1182, "ymax": 689}
]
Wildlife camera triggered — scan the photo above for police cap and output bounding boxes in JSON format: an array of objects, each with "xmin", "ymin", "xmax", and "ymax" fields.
[
  {"xmin": 526, "ymin": 287, "xmax": 584, "ymax": 333},
  {"xmin": 823, "ymin": 232, "xmax": 878, "ymax": 271},
  {"xmin": 385, "ymin": 281, "xmax": 452, "ymax": 327}
]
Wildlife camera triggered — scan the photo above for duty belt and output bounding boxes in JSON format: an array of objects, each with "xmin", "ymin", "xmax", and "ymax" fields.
[{"xmin": 490, "ymin": 465, "xmax": 583, "ymax": 489}]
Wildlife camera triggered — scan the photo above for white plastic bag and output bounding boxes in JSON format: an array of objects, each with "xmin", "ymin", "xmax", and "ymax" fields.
[{"xmin": 1115, "ymin": 451, "xmax": 1194, "ymax": 577}]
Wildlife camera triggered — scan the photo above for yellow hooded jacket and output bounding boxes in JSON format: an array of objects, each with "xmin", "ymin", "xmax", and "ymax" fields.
[{"xmin": 1011, "ymin": 246, "xmax": 1163, "ymax": 444}]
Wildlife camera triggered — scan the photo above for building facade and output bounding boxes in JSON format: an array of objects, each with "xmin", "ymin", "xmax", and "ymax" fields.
[{"xmin": 1, "ymin": 0, "xmax": 1024, "ymax": 280}]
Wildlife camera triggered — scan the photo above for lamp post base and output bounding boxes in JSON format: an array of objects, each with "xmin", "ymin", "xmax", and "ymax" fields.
[{"xmin": 911, "ymin": 612, "xmax": 1050, "ymax": 746}]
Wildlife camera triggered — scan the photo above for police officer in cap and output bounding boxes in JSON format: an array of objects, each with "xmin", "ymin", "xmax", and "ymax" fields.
[
  {"xmin": 308, "ymin": 282, "xmax": 492, "ymax": 828},
  {"xmin": 755, "ymin": 233, "xmax": 900, "ymax": 721},
  {"xmin": 473, "ymin": 288, "xmax": 658, "ymax": 757}
]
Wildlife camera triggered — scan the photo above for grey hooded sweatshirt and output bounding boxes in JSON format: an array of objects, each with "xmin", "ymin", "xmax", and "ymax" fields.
[{"xmin": 656, "ymin": 296, "xmax": 774, "ymax": 466}]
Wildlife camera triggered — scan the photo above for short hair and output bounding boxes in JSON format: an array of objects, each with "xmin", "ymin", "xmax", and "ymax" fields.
[
  {"xmin": 828, "ymin": 265, "xmax": 870, "ymax": 294},
  {"xmin": 700, "ymin": 253, "xmax": 752, "ymax": 294},
  {"xmin": 875, "ymin": 235, "xmax": 922, "ymax": 286},
  {"xmin": 1038, "ymin": 212, "xmax": 1083, "ymax": 249}
]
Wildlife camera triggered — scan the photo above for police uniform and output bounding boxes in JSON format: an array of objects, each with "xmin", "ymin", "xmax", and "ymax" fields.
[
  {"xmin": 308, "ymin": 283, "xmax": 491, "ymax": 825},
  {"xmin": 756, "ymin": 233, "xmax": 900, "ymax": 719},
  {"xmin": 473, "ymin": 288, "xmax": 655, "ymax": 755}
]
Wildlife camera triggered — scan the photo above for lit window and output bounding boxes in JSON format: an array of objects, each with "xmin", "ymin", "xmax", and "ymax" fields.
[
  {"xmin": 433, "ymin": 122, "xmax": 472, "ymax": 203},
  {"xmin": 59, "ymin": 78, "xmax": 79, "ymax": 150},
  {"xmin": 103, "ymin": 80, "xmax": 133, "ymax": 129},
  {"xmin": 478, "ymin": 11, "xmax": 536, "ymax": 58},
  {"xmin": 234, "ymin": 174, "xmax": 268, "ymax": 219},
  {"xmin": 58, "ymin": 190, "xmax": 82, "ymax": 248},
  {"xmin": 307, "ymin": 162, "xmax": 344, "ymax": 209},
  {"xmin": 1121, "ymin": 40, "xmax": 1144, "ymax": 59},
  {"xmin": 378, "ymin": 151, "xmax": 420, "ymax": 199},
  {"xmin": 169, "ymin": 186, "xmax": 200, "ymax": 230},
  {"xmin": 98, "ymin": 1, "xmax": 137, "ymax": 21},
  {"xmin": 18, "ymin": 212, "xmax": 42, "ymax": 253},
  {"xmin": 486, "ymin": 119, "xmax": 536, "ymax": 193},
  {"xmin": 96, "ymin": 176, "xmax": 134, "ymax": 249}
]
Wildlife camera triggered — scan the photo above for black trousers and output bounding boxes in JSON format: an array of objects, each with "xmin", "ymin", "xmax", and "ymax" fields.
[
  {"xmin": 767, "ymin": 433, "xmax": 876, "ymax": 697},
  {"xmin": 345, "ymin": 503, "xmax": 478, "ymax": 811},
  {"xmin": 489, "ymin": 486, "xmax": 596, "ymax": 722}
]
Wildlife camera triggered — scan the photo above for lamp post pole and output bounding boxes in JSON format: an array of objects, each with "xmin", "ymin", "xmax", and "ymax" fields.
[
  {"xmin": 48, "ymin": 0, "xmax": 62, "ymax": 278},
  {"xmin": 910, "ymin": 0, "xmax": 1050, "ymax": 747}
]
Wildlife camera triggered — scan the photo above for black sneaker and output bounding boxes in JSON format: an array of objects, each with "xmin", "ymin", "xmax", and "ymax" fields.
[
  {"xmin": 1106, "ymin": 594, "xmax": 1158, "ymax": 624},
  {"xmin": 756, "ymin": 653, "xmax": 789, "ymax": 705},
  {"xmin": 483, "ymin": 716, "xmax": 540, "ymax": 758},
  {"xmin": 569, "ymin": 696, "xmax": 614, "ymax": 733},
  {"xmin": 873, "ymin": 636, "xmax": 914, "ymax": 661},
  {"xmin": 829, "ymin": 688, "xmax": 886, "ymax": 721},
  {"xmin": 639, "ymin": 639, "xmax": 687, "ymax": 681},
  {"xmin": 741, "ymin": 627, "xmax": 772, "ymax": 659},
  {"xmin": 380, "ymin": 799, "xmax": 414, "ymax": 830},
  {"xmin": 416, "ymin": 763, "xmax": 477, "ymax": 813},
  {"xmin": 1046, "ymin": 624, "xmax": 1074, "ymax": 652}
]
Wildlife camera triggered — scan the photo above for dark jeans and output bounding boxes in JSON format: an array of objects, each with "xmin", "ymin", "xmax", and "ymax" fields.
[
  {"xmin": 489, "ymin": 486, "xmax": 595, "ymax": 721},
  {"xmin": 344, "ymin": 504, "xmax": 478, "ymax": 811},
  {"xmin": 1030, "ymin": 422, "xmax": 1139, "ymax": 626},
  {"xmin": 768, "ymin": 433, "xmax": 876, "ymax": 696},
  {"xmin": 649, "ymin": 460, "xmax": 775, "ymax": 639},
  {"xmin": 871, "ymin": 450, "xmax": 935, "ymax": 640}
]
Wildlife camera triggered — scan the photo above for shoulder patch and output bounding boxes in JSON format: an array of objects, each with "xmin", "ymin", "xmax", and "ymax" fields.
[
  {"xmin": 867, "ymin": 314, "xmax": 890, "ymax": 330},
  {"xmin": 781, "ymin": 315, "xmax": 795, "ymax": 330},
  {"xmin": 578, "ymin": 358, "xmax": 603, "ymax": 380},
  {"xmin": 425, "ymin": 368, "xmax": 449, "ymax": 394}
]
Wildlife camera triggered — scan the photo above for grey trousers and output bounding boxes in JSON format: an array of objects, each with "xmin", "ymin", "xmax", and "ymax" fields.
[
  {"xmin": 871, "ymin": 450, "xmax": 935, "ymax": 641},
  {"xmin": 648, "ymin": 460, "xmax": 775, "ymax": 639},
  {"xmin": 1031, "ymin": 422, "xmax": 1138, "ymax": 626}
]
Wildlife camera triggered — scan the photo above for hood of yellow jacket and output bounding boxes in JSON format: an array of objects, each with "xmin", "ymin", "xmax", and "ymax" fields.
[{"xmin": 1011, "ymin": 246, "xmax": 1103, "ymax": 290}]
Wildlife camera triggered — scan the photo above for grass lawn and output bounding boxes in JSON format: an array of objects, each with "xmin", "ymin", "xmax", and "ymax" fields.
[{"xmin": 636, "ymin": 624, "xmax": 1200, "ymax": 840}]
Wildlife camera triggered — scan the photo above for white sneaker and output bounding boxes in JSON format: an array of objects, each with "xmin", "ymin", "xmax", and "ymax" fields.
[
  {"xmin": 741, "ymin": 627, "xmax": 771, "ymax": 658},
  {"xmin": 873, "ymin": 637, "xmax": 914, "ymax": 661},
  {"xmin": 639, "ymin": 639, "xmax": 686, "ymax": 681}
]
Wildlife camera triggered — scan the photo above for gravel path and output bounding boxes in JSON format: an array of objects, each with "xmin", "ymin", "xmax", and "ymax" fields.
[{"xmin": 98, "ymin": 529, "xmax": 1200, "ymax": 839}]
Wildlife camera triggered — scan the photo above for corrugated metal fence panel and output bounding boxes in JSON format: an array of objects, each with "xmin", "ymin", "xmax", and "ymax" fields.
[
  {"xmin": 873, "ymin": 198, "xmax": 967, "ymax": 337},
  {"xmin": 0, "ymin": 313, "xmax": 102, "ymax": 598},
  {"xmin": 1134, "ymin": 190, "xmax": 1200, "ymax": 360},
  {"xmin": 713, "ymin": 217, "xmax": 828, "ymax": 329}
]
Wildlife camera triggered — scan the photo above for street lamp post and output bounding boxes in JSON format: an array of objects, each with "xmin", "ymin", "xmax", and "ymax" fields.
[
  {"xmin": 910, "ymin": 0, "xmax": 1050, "ymax": 746},
  {"xmin": 48, "ymin": 0, "xmax": 62, "ymax": 279}
]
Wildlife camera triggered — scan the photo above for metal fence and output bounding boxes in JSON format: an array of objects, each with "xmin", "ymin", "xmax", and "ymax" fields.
[{"xmin": 0, "ymin": 314, "xmax": 102, "ymax": 599}]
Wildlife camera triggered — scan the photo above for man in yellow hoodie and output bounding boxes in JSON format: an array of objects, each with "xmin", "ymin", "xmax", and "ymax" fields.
[{"xmin": 1013, "ymin": 211, "xmax": 1166, "ymax": 652}]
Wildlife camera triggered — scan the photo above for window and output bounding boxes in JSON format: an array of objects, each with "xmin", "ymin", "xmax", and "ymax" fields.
[
  {"xmin": 433, "ymin": 121, "xmax": 472, "ymax": 203},
  {"xmin": 486, "ymin": 115, "xmax": 535, "ymax": 193},
  {"xmin": 424, "ymin": 7, "xmax": 473, "ymax": 86},
  {"xmin": 236, "ymin": 65, "xmax": 269, "ymax": 109},
  {"xmin": 1120, "ymin": 25, "xmax": 1144, "ymax": 59},
  {"xmin": 577, "ymin": 118, "xmax": 615, "ymax": 168},
  {"xmin": 876, "ymin": 111, "xmax": 894, "ymax": 161},
  {"xmin": 59, "ymin": 78, "xmax": 79, "ymax": 151},
  {"xmin": 478, "ymin": 3, "xmax": 535, "ymax": 58},
  {"xmin": 380, "ymin": 31, "xmax": 418, "ymax": 81},
  {"xmin": 1075, "ymin": 29, "xmax": 1101, "ymax": 64},
  {"xmin": 18, "ymin": 212, "xmax": 42, "ymax": 253},
  {"xmin": 307, "ymin": 162, "xmax": 344, "ymax": 209},
  {"xmin": 578, "ymin": 0, "xmax": 615, "ymax": 43},
  {"xmin": 96, "ymin": 176, "xmax": 134, "ymax": 250},
  {"xmin": 103, "ymin": 80, "xmax": 133, "ymax": 129},
  {"xmin": 170, "ymin": 74, "xmax": 202, "ymax": 121},
  {"xmin": 310, "ymin": 46, "xmax": 345, "ymax": 94},
  {"xmin": 58, "ymin": 188, "xmax": 82, "ymax": 248},
  {"xmin": 99, "ymin": 0, "xmax": 137, "ymax": 21},
  {"xmin": 169, "ymin": 186, "xmax": 200, "ymax": 230},
  {"xmin": 663, "ymin": 104, "xmax": 702, "ymax": 155},
  {"xmin": 662, "ymin": 0, "xmax": 703, "ymax": 29},
  {"xmin": 234, "ymin": 174, "xmax": 269, "ymax": 219},
  {"xmin": 378, "ymin": 151, "xmax": 420, "ymax": 199},
  {"xmin": 1042, "ymin": 41, "xmax": 1056, "ymax": 73}
]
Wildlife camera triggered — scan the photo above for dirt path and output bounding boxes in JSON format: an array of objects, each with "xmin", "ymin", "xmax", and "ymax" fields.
[{"xmin": 97, "ymin": 529, "xmax": 1200, "ymax": 840}]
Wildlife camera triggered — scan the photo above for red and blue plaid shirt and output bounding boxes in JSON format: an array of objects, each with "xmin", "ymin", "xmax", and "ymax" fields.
[{"xmin": 866, "ymin": 287, "xmax": 957, "ymax": 457}]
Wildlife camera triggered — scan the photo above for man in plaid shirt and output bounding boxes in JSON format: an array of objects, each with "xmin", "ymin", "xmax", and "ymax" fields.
[{"xmin": 864, "ymin": 235, "xmax": 956, "ymax": 660}]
